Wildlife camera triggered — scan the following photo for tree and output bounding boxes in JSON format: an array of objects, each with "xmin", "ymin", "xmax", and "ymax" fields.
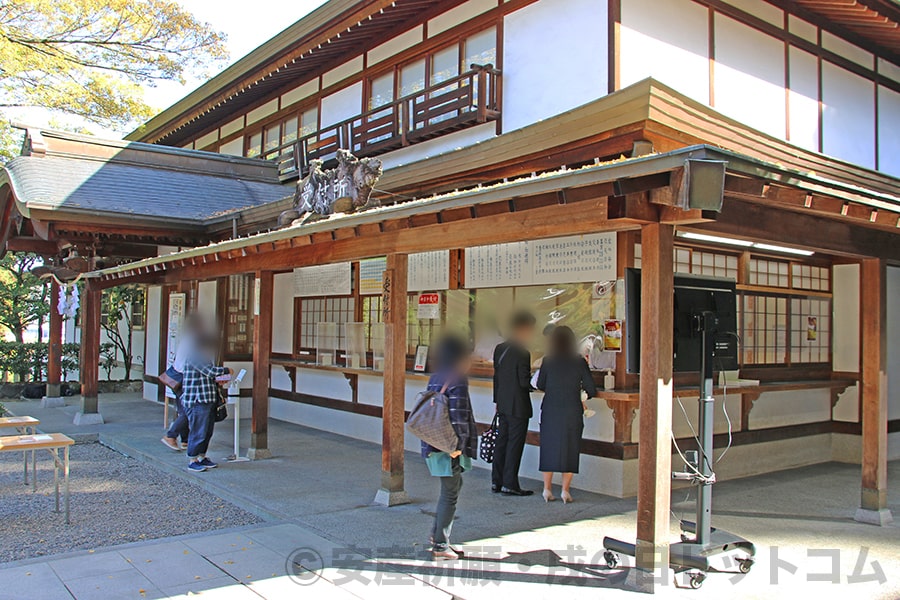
[
  {"xmin": 100, "ymin": 284, "xmax": 144, "ymax": 380},
  {"xmin": 0, "ymin": 0, "xmax": 227, "ymax": 157},
  {"xmin": 0, "ymin": 253, "xmax": 49, "ymax": 343}
]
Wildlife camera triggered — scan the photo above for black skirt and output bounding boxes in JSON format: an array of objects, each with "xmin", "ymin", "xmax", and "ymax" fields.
[{"xmin": 539, "ymin": 404, "xmax": 583, "ymax": 473}]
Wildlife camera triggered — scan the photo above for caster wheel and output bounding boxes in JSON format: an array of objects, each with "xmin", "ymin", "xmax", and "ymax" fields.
[
  {"xmin": 680, "ymin": 533, "xmax": 692, "ymax": 543},
  {"xmin": 689, "ymin": 573, "xmax": 706, "ymax": 589},
  {"xmin": 738, "ymin": 558, "xmax": 754, "ymax": 574},
  {"xmin": 603, "ymin": 550, "xmax": 619, "ymax": 569}
]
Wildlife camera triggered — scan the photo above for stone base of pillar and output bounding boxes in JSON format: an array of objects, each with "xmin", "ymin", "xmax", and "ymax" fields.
[
  {"xmin": 73, "ymin": 412, "xmax": 104, "ymax": 426},
  {"xmin": 373, "ymin": 488, "xmax": 410, "ymax": 507},
  {"xmin": 854, "ymin": 507, "xmax": 894, "ymax": 526},
  {"xmin": 41, "ymin": 396, "xmax": 66, "ymax": 408},
  {"xmin": 248, "ymin": 448, "xmax": 272, "ymax": 460},
  {"xmin": 621, "ymin": 541, "xmax": 672, "ymax": 593}
]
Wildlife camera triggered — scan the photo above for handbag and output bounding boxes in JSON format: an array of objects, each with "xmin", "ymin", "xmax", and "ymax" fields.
[
  {"xmin": 214, "ymin": 388, "xmax": 228, "ymax": 422},
  {"xmin": 479, "ymin": 413, "xmax": 499, "ymax": 463},
  {"xmin": 425, "ymin": 452, "xmax": 473, "ymax": 477},
  {"xmin": 158, "ymin": 366, "xmax": 183, "ymax": 391},
  {"xmin": 406, "ymin": 380, "xmax": 458, "ymax": 454}
]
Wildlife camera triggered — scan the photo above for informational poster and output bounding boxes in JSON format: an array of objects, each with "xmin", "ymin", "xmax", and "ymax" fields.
[
  {"xmin": 465, "ymin": 233, "xmax": 616, "ymax": 288},
  {"xmin": 165, "ymin": 293, "xmax": 186, "ymax": 400},
  {"xmin": 417, "ymin": 293, "xmax": 441, "ymax": 319},
  {"xmin": 408, "ymin": 251, "xmax": 450, "ymax": 291},
  {"xmin": 294, "ymin": 262, "xmax": 352, "ymax": 297},
  {"xmin": 359, "ymin": 257, "xmax": 388, "ymax": 295},
  {"xmin": 603, "ymin": 319, "xmax": 623, "ymax": 352},
  {"xmin": 414, "ymin": 345, "xmax": 429, "ymax": 372}
]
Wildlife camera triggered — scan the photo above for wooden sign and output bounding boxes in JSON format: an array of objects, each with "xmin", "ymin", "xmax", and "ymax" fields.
[{"xmin": 382, "ymin": 269, "xmax": 394, "ymax": 321}]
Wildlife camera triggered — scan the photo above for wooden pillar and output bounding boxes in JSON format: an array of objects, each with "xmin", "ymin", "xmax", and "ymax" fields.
[
  {"xmin": 75, "ymin": 280, "xmax": 104, "ymax": 425},
  {"xmin": 46, "ymin": 280, "xmax": 63, "ymax": 398},
  {"xmin": 855, "ymin": 258, "xmax": 893, "ymax": 525},
  {"xmin": 374, "ymin": 253, "xmax": 410, "ymax": 506},
  {"xmin": 632, "ymin": 223, "xmax": 674, "ymax": 588},
  {"xmin": 249, "ymin": 271, "xmax": 273, "ymax": 460}
]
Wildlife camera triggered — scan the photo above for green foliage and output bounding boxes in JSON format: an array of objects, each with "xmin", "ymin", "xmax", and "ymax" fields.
[
  {"xmin": 0, "ymin": 253, "xmax": 50, "ymax": 343},
  {"xmin": 61, "ymin": 342, "xmax": 80, "ymax": 380},
  {"xmin": 99, "ymin": 341, "xmax": 117, "ymax": 381},
  {"xmin": 100, "ymin": 285, "xmax": 144, "ymax": 380},
  {"xmin": 0, "ymin": 340, "xmax": 80, "ymax": 382}
]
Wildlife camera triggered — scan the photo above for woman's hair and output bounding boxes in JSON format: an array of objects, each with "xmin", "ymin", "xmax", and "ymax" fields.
[
  {"xmin": 549, "ymin": 325, "xmax": 577, "ymax": 357},
  {"xmin": 435, "ymin": 333, "xmax": 471, "ymax": 370}
]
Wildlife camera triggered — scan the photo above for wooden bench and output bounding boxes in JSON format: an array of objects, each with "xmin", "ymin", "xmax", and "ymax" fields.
[
  {"xmin": 0, "ymin": 416, "xmax": 40, "ymax": 487},
  {"xmin": 0, "ymin": 433, "xmax": 74, "ymax": 523}
]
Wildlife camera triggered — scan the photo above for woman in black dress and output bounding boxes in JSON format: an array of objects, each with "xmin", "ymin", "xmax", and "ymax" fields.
[{"xmin": 536, "ymin": 326, "xmax": 597, "ymax": 503}]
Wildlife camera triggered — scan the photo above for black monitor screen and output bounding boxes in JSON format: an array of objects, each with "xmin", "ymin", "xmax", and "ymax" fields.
[{"xmin": 624, "ymin": 268, "xmax": 738, "ymax": 374}]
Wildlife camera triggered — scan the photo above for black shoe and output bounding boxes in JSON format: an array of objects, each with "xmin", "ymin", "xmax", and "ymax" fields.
[
  {"xmin": 491, "ymin": 485, "xmax": 501, "ymax": 494},
  {"xmin": 500, "ymin": 487, "xmax": 534, "ymax": 496}
]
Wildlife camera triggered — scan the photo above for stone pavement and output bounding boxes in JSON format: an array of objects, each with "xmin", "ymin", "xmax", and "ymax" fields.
[{"xmin": 1, "ymin": 394, "xmax": 898, "ymax": 599}]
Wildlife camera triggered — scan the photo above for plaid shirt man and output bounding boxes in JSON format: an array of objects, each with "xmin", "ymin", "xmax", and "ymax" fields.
[{"xmin": 181, "ymin": 356, "xmax": 227, "ymax": 409}]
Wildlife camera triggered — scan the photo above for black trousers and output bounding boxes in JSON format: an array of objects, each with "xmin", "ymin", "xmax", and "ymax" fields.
[{"xmin": 491, "ymin": 414, "xmax": 529, "ymax": 490}]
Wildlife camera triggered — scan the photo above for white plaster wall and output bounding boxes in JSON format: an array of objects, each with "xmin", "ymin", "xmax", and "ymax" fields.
[
  {"xmin": 502, "ymin": 0, "xmax": 607, "ymax": 132},
  {"xmin": 877, "ymin": 85, "xmax": 900, "ymax": 178},
  {"xmin": 320, "ymin": 82, "xmax": 363, "ymax": 129},
  {"xmin": 788, "ymin": 47, "xmax": 820, "ymax": 153},
  {"xmin": 712, "ymin": 14, "xmax": 785, "ymax": 138},
  {"xmin": 143, "ymin": 285, "xmax": 162, "ymax": 400},
  {"xmin": 272, "ymin": 273, "xmax": 294, "ymax": 354},
  {"xmin": 832, "ymin": 264, "xmax": 860, "ymax": 373},
  {"xmin": 377, "ymin": 123, "xmax": 495, "ymax": 170},
  {"xmin": 428, "ymin": 0, "xmax": 496, "ymax": 37},
  {"xmin": 888, "ymin": 266, "xmax": 900, "ymax": 422},
  {"xmin": 671, "ymin": 393, "xmax": 742, "ymax": 438},
  {"xmin": 620, "ymin": 0, "xmax": 710, "ymax": 104},
  {"xmin": 821, "ymin": 62, "xmax": 876, "ymax": 169},
  {"xmin": 749, "ymin": 389, "xmax": 832, "ymax": 430}
]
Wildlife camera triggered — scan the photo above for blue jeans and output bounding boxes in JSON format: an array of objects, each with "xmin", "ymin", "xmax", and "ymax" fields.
[
  {"xmin": 166, "ymin": 391, "xmax": 189, "ymax": 443},
  {"xmin": 185, "ymin": 402, "xmax": 216, "ymax": 459}
]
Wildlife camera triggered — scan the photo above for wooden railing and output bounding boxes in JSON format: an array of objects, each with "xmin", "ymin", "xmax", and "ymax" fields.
[{"xmin": 269, "ymin": 65, "xmax": 501, "ymax": 180}]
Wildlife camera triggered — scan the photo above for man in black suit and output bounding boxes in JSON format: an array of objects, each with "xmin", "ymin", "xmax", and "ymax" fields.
[{"xmin": 491, "ymin": 311, "xmax": 537, "ymax": 496}]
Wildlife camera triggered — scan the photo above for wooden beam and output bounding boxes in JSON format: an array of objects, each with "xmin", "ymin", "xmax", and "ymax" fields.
[
  {"xmin": 633, "ymin": 222, "xmax": 675, "ymax": 588},
  {"xmin": 855, "ymin": 258, "xmax": 893, "ymax": 525},
  {"xmin": 374, "ymin": 253, "xmax": 410, "ymax": 506},
  {"xmin": 249, "ymin": 271, "xmax": 274, "ymax": 460},
  {"xmin": 46, "ymin": 280, "xmax": 62, "ymax": 397},
  {"xmin": 77, "ymin": 280, "xmax": 103, "ymax": 423}
]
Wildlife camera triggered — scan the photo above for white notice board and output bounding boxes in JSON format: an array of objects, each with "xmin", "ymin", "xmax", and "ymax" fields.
[
  {"xmin": 465, "ymin": 233, "xmax": 616, "ymax": 288},
  {"xmin": 408, "ymin": 251, "xmax": 450, "ymax": 291},
  {"xmin": 294, "ymin": 263, "xmax": 352, "ymax": 297}
]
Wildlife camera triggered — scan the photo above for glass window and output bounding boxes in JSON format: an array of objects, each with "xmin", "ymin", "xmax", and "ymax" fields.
[
  {"xmin": 224, "ymin": 275, "xmax": 255, "ymax": 358},
  {"xmin": 245, "ymin": 132, "xmax": 262, "ymax": 158},
  {"xmin": 400, "ymin": 59, "xmax": 426, "ymax": 97},
  {"xmin": 263, "ymin": 123, "xmax": 281, "ymax": 158},
  {"xmin": 130, "ymin": 289, "xmax": 146, "ymax": 330},
  {"xmin": 300, "ymin": 107, "xmax": 318, "ymax": 138},
  {"xmin": 369, "ymin": 72, "xmax": 395, "ymax": 111},
  {"xmin": 430, "ymin": 45, "xmax": 459, "ymax": 86},
  {"xmin": 463, "ymin": 28, "xmax": 497, "ymax": 69},
  {"xmin": 282, "ymin": 116, "xmax": 298, "ymax": 145}
]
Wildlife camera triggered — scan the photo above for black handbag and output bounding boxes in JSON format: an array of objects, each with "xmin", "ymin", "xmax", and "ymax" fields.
[
  {"xmin": 214, "ymin": 388, "xmax": 228, "ymax": 422},
  {"xmin": 480, "ymin": 413, "xmax": 499, "ymax": 463}
]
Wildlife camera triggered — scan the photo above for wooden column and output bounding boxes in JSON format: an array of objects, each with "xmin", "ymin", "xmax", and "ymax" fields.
[
  {"xmin": 249, "ymin": 271, "xmax": 274, "ymax": 460},
  {"xmin": 855, "ymin": 259, "xmax": 893, "ymax": 525},
  {"xmin": 374, "ymin": 253, "xmax": 410, "ymax": 506},
  {"xmin": 632, "ymin": 222, "xmax": 675, "ymax": 588},
  {"xmin": 75, "ymin": 280, "xmax": 104, "ymax": 425},
  {"xmin": 46, "ymin": 280, "xmax": 63, "ymax": 398}
]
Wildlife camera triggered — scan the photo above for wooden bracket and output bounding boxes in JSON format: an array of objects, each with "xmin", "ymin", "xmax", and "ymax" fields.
[
  {"xmin": 606, "ymin": 398, "xmax": 638, "ymax": 444},
  {"xmin": 740, "ymin": 391, "xmax": 762, "ymax": 432}
]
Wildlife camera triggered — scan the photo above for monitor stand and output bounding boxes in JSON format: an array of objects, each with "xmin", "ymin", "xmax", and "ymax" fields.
[{"xmin": 602, "ymin": 311, "xmax": 755, "ymax": 589}]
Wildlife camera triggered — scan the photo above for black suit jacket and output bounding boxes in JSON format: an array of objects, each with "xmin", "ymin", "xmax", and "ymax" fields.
[{"xmin": 492, "ymin": 341, "xmax": 533, "ymax": 419}]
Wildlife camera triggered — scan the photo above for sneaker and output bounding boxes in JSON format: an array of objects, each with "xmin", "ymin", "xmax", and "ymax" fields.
[
  {"xmin": 432, "ymin": 547, "xmax": 461, "ymax": 561},
  {"xmin": 161, "ymin": 437, "xmax": 181, "ymax": 451},
  {"xmin": 187, "ymin": 461, "xmax": 207, "ymax": 472},
  {"xmin": 198, "ymin": 457, "xmax": 217, "ymax": 469},
  {"xmin": 180, "ymin": 442, "xmax": 189, "ymax": 450}
]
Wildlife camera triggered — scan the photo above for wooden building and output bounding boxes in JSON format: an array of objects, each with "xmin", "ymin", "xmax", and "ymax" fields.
[{"xmin": 2, "ymin": 0, "xmax": 898, "ymax": 584}]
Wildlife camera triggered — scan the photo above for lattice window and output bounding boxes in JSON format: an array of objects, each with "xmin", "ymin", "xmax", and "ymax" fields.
[
  {"xmin": 791, "ymin": 264, "xmax": 831, "ymax": 292},
  {"xmin": 297, "ymin": 297, "xmax": 354, "ymax": 349},
  {"xmin": 790, "ymin": 298, "xmax": 831, "ymax": 364},
  {"xmin": 362, "ymin": 296, "xmax": 384, "ymax": 352},
  {"xmin": 739, "ymin": 294, "xmax": 788, "ymax": 365},
  {"xmin": 749, "ymin": 258, "xmax": 789, "ymax": 287},
  {"xmin": 691, "ymin": 250, "xmax": 738, "ymax": 279},
  {"xmin": 224, "ymin": 275, "xmax": 255, "ymax": 358},
  {"xmin": 407, "ymin": 294, "xmax": 440, "ymax": 355}
]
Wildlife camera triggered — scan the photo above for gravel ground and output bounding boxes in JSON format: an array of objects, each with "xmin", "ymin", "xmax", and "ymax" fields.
[{"xmin": 0, "ymin": 441, "xmax": 263, "ymax": 564}]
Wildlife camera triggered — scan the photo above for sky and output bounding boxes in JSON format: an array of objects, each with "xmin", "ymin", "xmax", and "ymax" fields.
[{"xmin": 10, "ymin": 0, "xmax": 329, "ymax": 140}]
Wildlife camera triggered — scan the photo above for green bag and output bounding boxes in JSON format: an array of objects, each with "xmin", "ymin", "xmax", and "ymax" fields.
[{"xmin": 425, "ymin": 452, "xmax": 472, "ymax": 477}]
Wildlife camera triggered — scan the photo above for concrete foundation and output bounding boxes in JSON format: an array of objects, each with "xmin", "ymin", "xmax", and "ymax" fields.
[
  {"xmin": 40, "ymin": 396, "xmax": 66, "ymax": 409},
  {"xmin": 73, "ymin": 412, "xmax": 104, "ymax": 426}
]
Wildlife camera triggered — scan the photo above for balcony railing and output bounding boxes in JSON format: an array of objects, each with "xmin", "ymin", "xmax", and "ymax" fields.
[{"xmin": 269, "ymin": 65, "xmax": 501, "ymax": 181}]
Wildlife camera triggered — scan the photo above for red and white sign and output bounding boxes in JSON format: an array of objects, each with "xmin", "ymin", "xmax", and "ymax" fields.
[{"xmin": 417, "ymin": 293, "xmax": 441, "ymax": 319}]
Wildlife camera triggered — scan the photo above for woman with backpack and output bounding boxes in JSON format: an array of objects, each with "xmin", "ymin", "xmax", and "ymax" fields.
[{"xmin": 422, "ymin": 335, "xmax": 478, "ymax": 560}]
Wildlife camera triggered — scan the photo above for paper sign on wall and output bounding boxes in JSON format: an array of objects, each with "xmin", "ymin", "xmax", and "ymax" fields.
[
  {"xmin": 294, "ymin": 262, "xmax": 352, "ymax": 297},
  {"xmin": 417, "ymin": 293, "xmax": 441, "ymax": 319}
]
